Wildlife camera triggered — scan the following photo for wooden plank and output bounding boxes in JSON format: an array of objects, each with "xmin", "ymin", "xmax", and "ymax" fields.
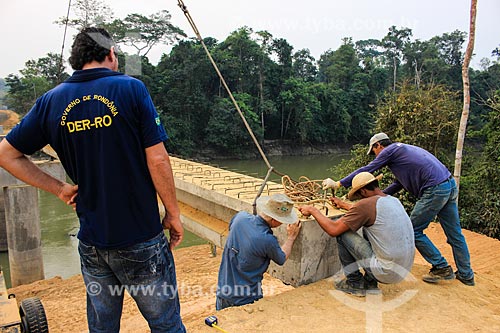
[
  {"xmin": 0, "ymin": 299, "xmax": 20, "ymax": 327},
  {"xmin": 1, "ymin": 270, "xmax": 21, "ymax": 327}
]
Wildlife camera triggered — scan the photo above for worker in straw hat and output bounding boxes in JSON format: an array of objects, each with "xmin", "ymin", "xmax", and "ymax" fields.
[
  {"xmin": 299, "ymin": 172, "xmax": 415, "ymax": 297},
  {"xmin": 216, "ymin": 193, "xmax": 301, "ymax": 310},
  {"xmin": 322, "ymin": 132, "xmax": 474, "ymax": 286}
]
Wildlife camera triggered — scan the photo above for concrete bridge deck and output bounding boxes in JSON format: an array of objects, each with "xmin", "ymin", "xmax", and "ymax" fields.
[
  {"xmin": 168, "ymin": 156, "xmax": 343, "ymax": 286},
  {"xmin": 168, "ymin": 157, "xmax": 283, "ymax": 246}
]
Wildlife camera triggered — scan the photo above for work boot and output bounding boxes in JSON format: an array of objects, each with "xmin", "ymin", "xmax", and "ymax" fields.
[
  {"xmin": 335, "ymin": 278, "xmax": 366, "ymax": 297},
  {"xmin": 422, "ymin": 265, "xmax": 455, "ymax": 283},
  {"xmin": 364, "ymin": 274, "xmax": 381, "ymax": 294},
  {"xmin": 455, "ymin": 271, "xmax": 475, "ymax": 286}
]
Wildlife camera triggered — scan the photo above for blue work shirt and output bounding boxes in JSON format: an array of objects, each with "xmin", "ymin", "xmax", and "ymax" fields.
[
  {"xmin": 216, "ymin": 211, "xmax": 286, "ymax": 306},
  {"xmin": 340, "ymin": 143, "xmax": 451, "ymax": 199},
  {"xmin": 6, "ymin": 68, "xmax": 167, "ymax": 249}
]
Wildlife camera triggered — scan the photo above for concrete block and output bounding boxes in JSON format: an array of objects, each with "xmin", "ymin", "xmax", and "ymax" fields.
[{"xmin": 268, "ymin": 216, "xmax": 342, "ymax": 287}]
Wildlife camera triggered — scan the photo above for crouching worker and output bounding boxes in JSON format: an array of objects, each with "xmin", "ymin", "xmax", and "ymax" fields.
[
  {"xmin": 216, "ymin": 193, "xmax": 301, "ymax": 310},
  {"xmin": 298, "ymin": 172, "xmax": 415, "ymax": 297}
]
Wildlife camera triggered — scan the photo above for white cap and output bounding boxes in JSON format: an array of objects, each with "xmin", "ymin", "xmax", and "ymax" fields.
[{"xmin": 367, "ymin": 132, "xmax": 389, "ymax": 155}]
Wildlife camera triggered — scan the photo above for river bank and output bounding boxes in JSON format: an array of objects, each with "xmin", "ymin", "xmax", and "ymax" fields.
[{"xmin": 189, "ymin": 140, "xmax": 355, "ymax": 162}]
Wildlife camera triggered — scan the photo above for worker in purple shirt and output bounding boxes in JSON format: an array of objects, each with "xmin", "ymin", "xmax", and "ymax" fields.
[{"xmin": 322, "ymin": 133, "xmax": 474, "ymax": 286}]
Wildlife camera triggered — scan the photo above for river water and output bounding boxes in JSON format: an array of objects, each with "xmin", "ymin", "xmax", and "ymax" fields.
[
  {"xmin": 0, "ymin": 153, "xmax": 348, "ymax": 287},
  {"xmin": 210, "ymin": 154, "xmax": 349, "ymax": 182}
]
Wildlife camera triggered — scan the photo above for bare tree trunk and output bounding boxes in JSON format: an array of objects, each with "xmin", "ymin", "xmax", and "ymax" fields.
[
  {"xmin": 393, "ymin": 57, "xmax": 397, "ymax": 91},
  {"xmin": 281, "ymin": 103, "xmax": 285, "ymax": 140},
  {"xmin": 454, "ymin": 0, "xmax": 477, "ymax": 193},
  {"xmin": 259, "ymin": 69, "xmax": 265, "ymax": 136},
  {"xmin": 414, "ymin": 59, "xmax": 421, "ymax": 89}
]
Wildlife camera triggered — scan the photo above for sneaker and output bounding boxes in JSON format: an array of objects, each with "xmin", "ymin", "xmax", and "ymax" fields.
[
  {"xmin": 455, "ymin": 271, "xmax": 475, "ymax": 286},
  {"xmin": 335, "ymin": 278, "xmax": 366, "ymax": 297},
  {"xmin": 422, "ymin": 265, "xmax": 455, "ymax": 283}
]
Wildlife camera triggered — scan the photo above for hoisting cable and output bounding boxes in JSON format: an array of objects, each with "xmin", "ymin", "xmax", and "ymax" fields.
[
  {"xmin": 177, "ymin": 0, "xmax": 292, "ymax": 214},
  {"xmin": 57, "ymin": 0, "xmax": 72, "ymax": 84}
]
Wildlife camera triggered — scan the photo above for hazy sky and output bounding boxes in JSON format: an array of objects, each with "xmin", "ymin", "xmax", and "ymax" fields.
[{"xmin": 1, "ymin": 0, "xmax": 498, "ymax": 78}]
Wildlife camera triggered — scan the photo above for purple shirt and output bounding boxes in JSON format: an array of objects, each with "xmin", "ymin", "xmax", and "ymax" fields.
[{"xmin": 340, "ymin": 143, "xmax": 451, "ymax": 198}]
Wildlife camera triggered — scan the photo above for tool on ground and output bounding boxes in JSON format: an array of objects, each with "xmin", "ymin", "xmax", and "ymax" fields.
[{"xmin": 205, "ymin": 315, "xmax": 229, "ymax": 333}]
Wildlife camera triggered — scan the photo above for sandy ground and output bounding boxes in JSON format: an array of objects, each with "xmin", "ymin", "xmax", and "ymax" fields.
[{"xmin": 7, "ymin": 223, "xmax": 500, "ymax": 333}]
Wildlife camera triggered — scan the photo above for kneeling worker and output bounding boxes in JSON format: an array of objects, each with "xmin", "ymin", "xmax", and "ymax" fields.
[
  {"xmin": 299, "ymin": 172, "xmax": 415, "ymax": 296},
  {"xmin": 216, "ymin": 193, "xmax": 301, "ymax": 310}
]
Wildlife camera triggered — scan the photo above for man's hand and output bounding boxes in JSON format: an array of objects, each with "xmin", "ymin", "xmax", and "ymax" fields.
[
  {"xmin": 286, "ymin": 221, "xmax": 302, "ymax": 240},
  {"xmin": 282, "ymin": 220, "xmax": 302, "ymax": 259},
  {"xmin": 162, "ymin": 214, "xmax": 184, "ymax": 250},
  {"xmin": 330, "ymin": 196, "xmax": 353, "ymax": 211},
  {"xmin": 57, "ymin": 184, "xmax": 78, "ymax": 209},
  {"xmin": 298, "ymin": 205, "xmax": 318, "ymax": 218},
  {"xmin": 322, "ymin": 178, "xmax": 341, "ymax": 191}
]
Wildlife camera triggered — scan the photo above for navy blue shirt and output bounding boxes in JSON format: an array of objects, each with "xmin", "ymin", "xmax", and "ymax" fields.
[
  {"xmin": 341, "ymin": 143, "xmax": 451, "ymax": 199},
  {"xmin": 216, "ymin": 211, "xmax": 286, "ymax": 306},
  {"xmin": 7, "ymin": 68, "xmax": 167, "ymax": 248}
]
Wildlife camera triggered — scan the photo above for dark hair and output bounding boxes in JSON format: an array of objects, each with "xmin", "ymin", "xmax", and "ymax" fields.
[
  {"xmin": 362, "ymin": 180, "xmax": 379, "ymax": 191},
  {"xmin": 69, "ymin": 27, "xmax": 115, "ymax": 70},
  {"xmin": 378, "ymin": 139, "xmax": 393, "ymax": 148}
]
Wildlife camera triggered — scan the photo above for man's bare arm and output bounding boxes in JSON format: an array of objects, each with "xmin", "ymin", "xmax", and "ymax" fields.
[
  {"xmin": 0, "ymin": 139, "xmax": 77, "ymax": 205},
  {"xmin": 298, "ymin": 205, "xmax": 350, "ymax": 237},
  {"xmin": 145, "ymin": 142, "xmax": 183, "ymax": 250},
  {"xmin": 281, "ymin": 221, "xmax": 301, "ymax": 259}
]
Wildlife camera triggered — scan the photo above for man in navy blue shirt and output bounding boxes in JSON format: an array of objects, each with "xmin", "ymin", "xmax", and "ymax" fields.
[
  {"xmin": 322, "ymin": 133, "xmax": 474, "ymax": 286},
  {"xmin": 0, "ymin": 27, "xmax": 186, "ymax": 332},
  {"xmin": 216, "ymin": 193, "xmax": 301, "ymax": 310}
]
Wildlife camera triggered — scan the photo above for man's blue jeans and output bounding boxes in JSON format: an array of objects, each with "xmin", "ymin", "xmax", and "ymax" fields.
[
  {"xmin": 411, "ymin": 177, "xmax": 474, "ymax": 279},
  {"xmin": 336, "ymin": 230, "xmax": 376, "ymax": 283},
  {"xmin": 78, "ymin": 232, "xmax": 186, "ymax": 333},
  {"xmin": 216, "ymin": 296, "xmax": 236, "ymax": 311}
]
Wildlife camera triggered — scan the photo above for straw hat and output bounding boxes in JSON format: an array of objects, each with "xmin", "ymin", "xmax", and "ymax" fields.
[
  {"xmin": 256, "ymin": 193, "xmax": 298, "ymax": 224},
  {"xmin": 347, "ymin": 172, "xmax": 383, "ymax": 200}
]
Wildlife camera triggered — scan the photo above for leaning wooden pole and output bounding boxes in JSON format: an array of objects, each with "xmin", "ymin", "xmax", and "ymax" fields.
[{"xmin": 454, "ymin": 0, "xmax": 477, "ymax": 193}]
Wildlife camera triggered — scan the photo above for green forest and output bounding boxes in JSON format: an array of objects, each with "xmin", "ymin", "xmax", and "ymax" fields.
[{"xmin": 1, "ymin": 4, "xmax": 499, "ymax": 239}]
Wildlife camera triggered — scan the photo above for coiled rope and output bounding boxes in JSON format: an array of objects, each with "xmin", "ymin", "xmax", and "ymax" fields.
[{"xmin": 281, "ymin": 175, "xmax": 335, "ymax": 208}]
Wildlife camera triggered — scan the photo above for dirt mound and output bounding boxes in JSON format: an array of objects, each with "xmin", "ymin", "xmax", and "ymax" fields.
[
  {"xmin": 191, "ymin": 224, "xmax": 500, "ymax": 333},
  {"xmin": 7, "ymin": 244, "xmax": 292, "ymax": 333},
  {"xmin": 7, "ymin": 224, "xmax": 500, "ymax": 332},
  {"xmin": 0, "ymin": 110, "xmax": 20, "ymax": 132}
]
